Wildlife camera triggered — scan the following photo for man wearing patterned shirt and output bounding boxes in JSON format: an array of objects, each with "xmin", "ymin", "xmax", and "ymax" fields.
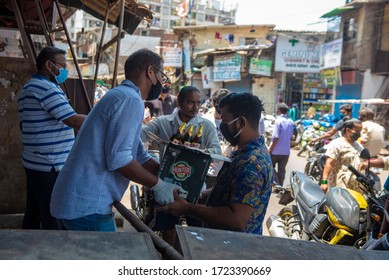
[
  {"xmin": 158, "ymin": 93, "xmax": 273, "ymax": 235},
  {"xmin": 18, "ymin": 47, "xmax": 86, "ymax": 229}
]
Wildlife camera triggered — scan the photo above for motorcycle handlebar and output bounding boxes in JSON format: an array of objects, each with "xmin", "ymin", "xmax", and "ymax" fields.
[{"xmin": 347, "ymin": 165, "xmax": 375, "ymax": 189}]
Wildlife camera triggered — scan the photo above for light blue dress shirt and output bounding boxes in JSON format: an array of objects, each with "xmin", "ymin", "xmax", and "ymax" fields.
[{"xmin": 51, "ymin": 80, "xmax": 150, "ymax": 220}]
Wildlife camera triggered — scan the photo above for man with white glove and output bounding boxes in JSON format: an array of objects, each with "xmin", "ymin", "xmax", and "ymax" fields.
[
  {"xmin": 153, "ymin": 178, "xmax": 185, "ymax": 205},
  {"xmin": 51, "ymin": 49, "xmax": 182, "ymax": 232}
]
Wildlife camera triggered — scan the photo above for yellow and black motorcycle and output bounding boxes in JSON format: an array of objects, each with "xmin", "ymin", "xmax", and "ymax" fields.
[{"xmin": 267, "ymin": 154, "xmax": 388, "ymax": 248}]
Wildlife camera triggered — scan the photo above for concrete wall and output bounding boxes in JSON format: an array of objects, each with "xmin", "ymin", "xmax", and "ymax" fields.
[
  {"xmin": 0, "ymin": 58, "xmax": 31, "ymax": 214},
  {"xmin": 362, "ymin": 69, "xmax": 386, "ymax": 99},
  {"xmin": 342, "ymin": 3, "xmax": 384, "ymax": 71},
  {"xmin": 380, "ymin": 3, "xmax": 389, "ymax": 51},
  {"xmin": 176, "ymin": 25, "xmax": 274, "ymax": 53},
  {"xmin": 252, "ymin": 77, "xmax": 276, "ymax": 115}
]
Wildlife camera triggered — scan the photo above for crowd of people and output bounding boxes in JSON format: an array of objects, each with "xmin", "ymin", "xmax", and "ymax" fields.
[{"xmin": 17, "ymin": 46, "xmax": 388, "ymax": 241}]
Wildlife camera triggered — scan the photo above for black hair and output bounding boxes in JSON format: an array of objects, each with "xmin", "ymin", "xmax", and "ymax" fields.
[
  {"xmin": 340, "ymin": 103, "xmax": 352, "ymax": 113},
  {"xmin": 177, "ymin": 86, "xmax": 201, "ymax": 105},
  {"xmin": 219, "ymin": 92, "xmax": 263, "ymax": 129},
  {"xmin": 342, "ymin": 118, "xmax": 361, "ymax": 133},
  {"xmin": 36, "ymin": 47, "xmax": 67, "ymax": 70},
  {"xmin": 124, "ymin": 48, "xmax": 163, "ymax": 80},
  {"xmin": 276, "ymin": 103, "xmax": 289, "ymax": 114}
]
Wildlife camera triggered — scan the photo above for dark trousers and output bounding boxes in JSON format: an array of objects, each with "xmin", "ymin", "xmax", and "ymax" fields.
[
  {"xmin": 271, "ymin": 154, "xmax": 290, "ymax": 187},
  {"xmin": 22, "ymin": 167, "xmax": 59, "ymax": 230}
]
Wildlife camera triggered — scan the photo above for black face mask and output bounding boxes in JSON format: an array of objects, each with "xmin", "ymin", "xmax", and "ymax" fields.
[
  {"xmin": 162, "ymin": 86, "xmax": 170, "ymax": 93},
  {"xmin": 219, "ymin": 117, "xmax": 242, "ymax": 146},
  {"xmin": 350, "ymin": 131, "xmax": 361, "ymax": 142},
  {"xmin": 146, "ymin": 80, "xmax": 162, "ymax": 101}
]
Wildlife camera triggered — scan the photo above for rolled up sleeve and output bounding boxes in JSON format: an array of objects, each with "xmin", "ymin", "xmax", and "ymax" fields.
[{"xmin": 105, "ymin": 96, "xmax": 144, "ymax": 171}]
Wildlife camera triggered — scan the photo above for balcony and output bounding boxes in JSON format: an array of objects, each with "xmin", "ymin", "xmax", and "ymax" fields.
[{"xmin": 372, "ymin": 50, "xmax": 389, "ymax": 74}]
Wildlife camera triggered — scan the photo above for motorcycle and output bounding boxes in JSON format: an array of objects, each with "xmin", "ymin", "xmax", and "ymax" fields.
[
  {"xmin": 304, "ymin": 141, "xmax": 327, "ymax": 183},
  {"xmin": 266, "ymin": 149, "xmax": 387, "ymax": 249}
]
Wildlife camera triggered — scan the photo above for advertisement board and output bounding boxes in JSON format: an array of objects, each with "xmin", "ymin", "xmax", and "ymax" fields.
[
  {"xmin": 162, "ymin": 47, "xmax": 182, "ymax": 67},
  {"xmin": 320, "ymin": 38, "xmax": 342, "ymax": 69},
  {"xmin": 275, "ymin": 34, "xmax": 323, "ymax": 73},
  {"xmin": 213, "ymin": 53, "xmax": 242, "ymax": 82},
  {"xmin": 249, "ymin": 58, "xmax": 272, "ymax": 76}
]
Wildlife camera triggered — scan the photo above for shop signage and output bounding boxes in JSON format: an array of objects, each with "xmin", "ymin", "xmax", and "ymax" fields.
[
  {"xmin": 320, "ymin": 67, "xmax": 342, "ymax": 88},
  {"xmin": 213, "ymin": 54, "xmax": 242, "ymax": 81},
  {"xmin": 162, "ymin": 47, "xmax": 182, "ymax": 68},
  {"xmin": 249, "ymin": 58, "xmax": 272, "ymax": 76},
  {"xmin": 201, "ymin": 67, "xmax": 222, "ymax": 89},
  {"xmin": 320, "ymin": 39, "xmax": 342, "ymax": 69},
  {"xmin": 0, "ymin": 30, "xmax": 23, "ymax": 58},
  {"xmin": 275, "ymin": 34, "xmax": 323, "ymax": 73},
  {"xmin": 183, "ymin": 39, "xmax": 191, "ymax": 73}
]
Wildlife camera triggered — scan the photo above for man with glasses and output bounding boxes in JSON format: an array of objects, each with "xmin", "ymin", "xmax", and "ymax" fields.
[
  {"xmin": 51, "ymin": 48, "xmax": 184, "ymax": 231},
  {"xmin": 18, "ymin": 46, "xmax": 86, "ymax": 229}
]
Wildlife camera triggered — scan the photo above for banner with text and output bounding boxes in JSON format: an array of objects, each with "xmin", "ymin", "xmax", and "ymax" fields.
[
  {"xmin": 201, "ymin": 67, "xmax": 222, "ymax": 89},
  {"xmin": 249, "ymin": 58, "xmax": 272, "ymax": 76},
  {"xmin": 320, "ymin": 38, "xmax": 342, "ymax": 70},
  {"xmin": 163, "ymin": 47, "xmax": 183, "ymax": 68},
  {"xmin": 213, "ymin": 54, "xmax": 242, "ymax": 82},
  {"xmin": 275, "ymin": 34, "xmax": 324, "ymax": 73}
]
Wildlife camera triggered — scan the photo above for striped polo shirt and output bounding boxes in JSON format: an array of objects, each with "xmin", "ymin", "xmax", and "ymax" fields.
[{"xmin": 18, "ymin": 74, "xmax": 76, "ymax": 172}]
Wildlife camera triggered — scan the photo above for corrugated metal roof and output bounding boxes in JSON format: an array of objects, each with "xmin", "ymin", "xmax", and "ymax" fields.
[
  {"xmin": 0, "ymin": 0, "xmax": 153, "ymax": 35},
  {"xmin": 58, "ymin": 0, "xmax": 153, "ymax": 34}
]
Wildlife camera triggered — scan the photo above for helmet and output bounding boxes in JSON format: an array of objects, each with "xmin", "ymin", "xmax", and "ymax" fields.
[{"xmin": 212, "ymin": 88, "xmax": 231, "ymax": 108}]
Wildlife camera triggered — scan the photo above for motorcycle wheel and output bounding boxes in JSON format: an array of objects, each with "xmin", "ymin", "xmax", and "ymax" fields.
[{"xmin": 278, "ymin": 206, "xmax": 294, "ymax": 221}]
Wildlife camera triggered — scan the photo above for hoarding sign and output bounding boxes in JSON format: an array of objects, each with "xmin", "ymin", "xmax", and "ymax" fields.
[
  {"xmin": 0, "ymin": 30, "xmax": 23, "ymax": 58},
  {"xmin": 213, "ymin": 54, "xmax": 242, "ymax": 82},
  {"xmin": 249, "ymin": 58, "xmax": 272, "ymax": 76},
  {"xmin": 275, "ymin": 34, "xmax": 323, "ymax": 73},
  {"xmin": 201, "ymin": 67, "xmax": 222, "ymax": 89},
  {"xmin": 162, "ymin": 47, "xmax": 182, "ymax": 67},
  {"xmin": 320, "ymin": 39, "xmax": 342, "ymax": 69},
  {"xmin": 183, "ymin": 39, "xmax": 191, "ymax": 73}
]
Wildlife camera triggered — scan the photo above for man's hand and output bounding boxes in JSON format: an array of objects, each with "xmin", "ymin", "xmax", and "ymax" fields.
[
  {"xmin": 152, "ymin": 178, "xmax": 185, "ymax": 205},
  {"xmin": 309, "ymin": 138, "xmax": 318, "ymax": 145},
  {"xmin": 320, "ymin": 183, "xmax": 328, "ymax": 193},
  {"xmin": 359, "ymin": 161, "xmax": 369, "ymax": 171},
  {"xmin": 157, "ymin": 190, "xmax": 190, "ymax": 216}
]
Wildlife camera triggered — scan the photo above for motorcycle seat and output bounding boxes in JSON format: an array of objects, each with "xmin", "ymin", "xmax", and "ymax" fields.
[{"xmin": 296, "ymin": 172, "xmax": 325, "ymax": 208}]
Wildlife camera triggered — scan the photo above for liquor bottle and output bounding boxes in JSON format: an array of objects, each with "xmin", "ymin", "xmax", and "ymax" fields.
[
  {"xmin": 170, "ymin": 122, "xmax": 187, "ymax": 144},
  {"xmin": 191, "ymin": 125, "xmax": 203, "ymax": 149},
  {"xmin": 182, "ymin": 124, "xmax": 194, "ymax": 147}
]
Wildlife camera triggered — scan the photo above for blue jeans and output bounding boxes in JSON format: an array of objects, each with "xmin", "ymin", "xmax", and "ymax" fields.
[{"xmin": 57, "ymin": 213, "xmax": 116, "ymax": 232}]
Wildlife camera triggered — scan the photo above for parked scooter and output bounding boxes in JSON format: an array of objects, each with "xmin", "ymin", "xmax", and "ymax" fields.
[{"xmin": 266, "ymin": 149, "xmax": 387, "ymax": 249}]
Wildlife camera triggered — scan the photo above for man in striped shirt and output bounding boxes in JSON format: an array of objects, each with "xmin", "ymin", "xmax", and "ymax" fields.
[{"xmin": 18, "ymin": 47, "xmax": 86, "ymax": 229}]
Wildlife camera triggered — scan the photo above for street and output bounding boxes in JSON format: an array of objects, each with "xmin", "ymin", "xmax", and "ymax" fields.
[{"xmin": 263, "ymin": 148, "xmax": 389, "ymax": 236}]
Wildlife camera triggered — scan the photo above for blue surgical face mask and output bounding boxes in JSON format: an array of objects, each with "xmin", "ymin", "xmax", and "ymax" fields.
[{"xmin": 49, "ymin": 62, "xmax": 68, "ymax": 84}]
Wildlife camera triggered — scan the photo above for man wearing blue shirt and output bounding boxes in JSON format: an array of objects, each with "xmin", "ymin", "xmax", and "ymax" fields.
[
  {"xmin": 18, "ymin": 47, "xmax": 86, "ymax": 229},
  {"xmin": 51, "ymin": 48, "xmax": 183, "ymax": 231},
  {"xmin": 268, "ymin": 103, "xmax": 294, "ymax": 188}
]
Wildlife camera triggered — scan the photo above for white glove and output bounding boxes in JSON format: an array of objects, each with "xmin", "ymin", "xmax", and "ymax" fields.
[{"xmin": 152, "ymin": 178, "xmax": 185, "ymax": 205}]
